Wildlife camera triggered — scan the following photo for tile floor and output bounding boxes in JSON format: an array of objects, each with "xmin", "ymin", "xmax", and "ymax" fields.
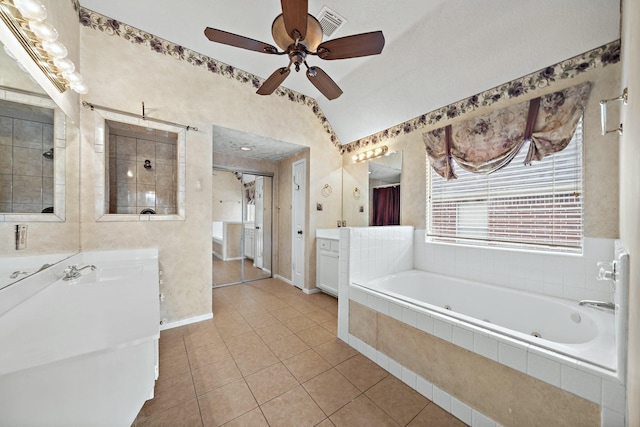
[
  {"xmin": 133, "ymin": 278, "xmax": 467, "ymax": 426},
  {"xmin": 212, "ymin": 256, "xmax": 271, "ymax": 287}
]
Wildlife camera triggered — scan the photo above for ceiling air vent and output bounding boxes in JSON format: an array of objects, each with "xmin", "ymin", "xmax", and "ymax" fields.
[{"xmin": 317, "ymin": 6, "xmax": 346, "ymax": 38}]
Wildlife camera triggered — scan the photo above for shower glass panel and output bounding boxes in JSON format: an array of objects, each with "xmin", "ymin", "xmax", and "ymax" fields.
[{"xmin": 212, "ymin": 169, "xmax": 272, "ymax": 287}]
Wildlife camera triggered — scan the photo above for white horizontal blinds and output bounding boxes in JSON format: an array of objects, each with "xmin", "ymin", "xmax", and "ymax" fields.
[{"xmin": 427, "ymin": 119, "xmax": 583, "ymax": 252}]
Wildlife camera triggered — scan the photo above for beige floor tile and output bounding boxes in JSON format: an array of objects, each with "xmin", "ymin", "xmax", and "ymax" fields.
[
  {"xmin": 233, "ymin": 344, "xmax": 280, "ymax": 376},
  {"xmin": 245, "ymin": 362, "xmax": 300, "ymax": 404},
  {"xmin": 306, "ymin": 309, "xmax": 335, "ymax": 324},
  {"xmin": 224, "ymin": 331, "xmax": 265, "ymax": 356},
  {"xmin": 261, "ymin": 385, "xmax": 326, "ymax": 427},
  {"xmin": 216, "ymin": 320, "xmax": 254, "ymax": 340},
  {"xmin": 187, "ymin": 342, "xmax": 232, "ymax": 371},
  {"xmin": 330, "ymin": 395, "xmax": 400, "ymax": 427},
  {"xmin": 237, "ymin": 304, "xmax": 270, "ymax": 319},
  {"xmin": 296, "ymin": 300, "xmax": 322, "ymax": 314},
  {"xmin": 283, "ymin": 349, "xmax": 332, "ymax": 383},
  {"xmin": 136, "ymin": 398, "xmax": 202, "ymax": 427},
  {"xmin": 282, "ymin": 314, "xmax": 317, "ymax": 332},
  {"xmin": 198, "ymin": 380, "xmax": 257, "ymax": 427},
  {"xmin": 159, "ymin": 334, "xmax": 186, "ymax": 361},
  {"xmin": 335, "ymin": 354, "xmax": 388, "ymax": 392},
  {"xmin": 319, "ymin": 318, "xmax": 338, "ymax": 335},
  {"xmin": 270, "ymin": 306, "xmax": 303, "ymax": 321},
  {"xmin": 192, "ymin": 357, "xmax": 243, "ymax": 395},
  {"xmin": 407, "ymin": 403, "xmax": 468, "ymax": 427},
  {"xmin": 183, "ymin": 326, "xmax": 223, "ymax": 350},
  {"xmin": 296, "ymin": 325, "xmax": 334, "ymax": 348},
  {"xmin": 222, "ymin": 408, "xmax": 269, "ymax": 427},
  {"xmin": 254, "ymin": 322, "xmax": 292, "ymax": 343},
  {"xmin": 313, "ymin": 339, "xmax": 358, "ymax": 366},
  {"xmin": 268, "ymin": 333, "xmax": 311, "ymax": 360},
  {"xmin": 307, "ymin": 292, "xmax": 338, "ymax": 308},
  {"xmin": 366, "ymin": 376, "xmax": 429, "ymax": 426},
  {"xmin": 211, "ymin": 310, "xmax": 246, "ymax": 327},
  {"xmin": 302, "ymin": 368, "xmax": 361, "ymax": 416},
  {"xmin": 158, "ymin": 350, "xmax": 191, "ymax": 381},
  {"xmin": 315, "ymin": 418, "xmax": 336, "ymax": 427},
  {"xmin": 138, "ymin": 371, "xmax": 196, "ymax": 418},
  {"xmin": 244, "ymin": 311, "xmax": 280, "ymax": 329}
]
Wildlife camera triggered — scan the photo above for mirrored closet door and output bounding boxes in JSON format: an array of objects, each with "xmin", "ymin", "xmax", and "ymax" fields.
[{"xmin": 212, "ymin": 169, "xmax": 272, "ymax": 287}]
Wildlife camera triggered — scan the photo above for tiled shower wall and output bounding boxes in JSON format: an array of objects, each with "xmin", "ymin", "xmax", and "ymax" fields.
[
  {"xmin": 0, "ymin": 110, "xmax": 54, "ymax": 213},
  {"xmin": 413, "ymin": 231, "xmax": 616, "ymax": 303},
  {"xmin": 107, "ymin": 129, "xmax": 177, "ymax": 214}
]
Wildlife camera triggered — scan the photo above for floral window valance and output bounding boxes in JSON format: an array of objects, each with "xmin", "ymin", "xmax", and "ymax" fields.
[{"xmin": 423, "ymin": 82, "xmax": 591, "ymax": 179}]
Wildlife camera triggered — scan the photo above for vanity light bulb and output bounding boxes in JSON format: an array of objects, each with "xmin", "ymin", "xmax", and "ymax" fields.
[
  {"xmin": 42, "ymin": 40, "xmax": 68, "ymax": 59},
  {"xmin": 53, "ymin": 57, "xmax": 74, "ymax": 73},
  {"xmin": 29, "ymin": 20, "xmax": 58, "ymax": 42},
  {"xmin": 71, "ymin": 81, "xmax": 89, "ymax": 94},
  {"xmin": 63, "ymin": 70, "xmax": 82, "ymax": 84},
  {"xmin": 351, "ymin": 155, "xmax": 358, "ymax": 162},
  {"xmin": 13, "ymin": 0, "xmax": 47, "ymax": 22}
]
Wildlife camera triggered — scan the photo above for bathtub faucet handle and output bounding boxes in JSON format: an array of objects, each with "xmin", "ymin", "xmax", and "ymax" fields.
[{"xmin": 62, "ymin": 264, "xmax": 97, "ymax": 281}]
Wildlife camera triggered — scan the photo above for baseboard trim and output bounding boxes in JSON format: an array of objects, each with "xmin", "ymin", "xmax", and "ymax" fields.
[
  {"xmin": 274, "ymin": 274, "xmax": 293, "ymax": 285},
  {"xmin": 160, "ymin": 313, "xmax": 213, "ymax": 331},
  {"xmin": 302, "ymin": 287, "xmax": 321, "ymax": 295}
]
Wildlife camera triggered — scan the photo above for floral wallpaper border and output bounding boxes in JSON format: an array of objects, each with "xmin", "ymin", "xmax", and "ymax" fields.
[
  {"xmin": 77, "ymin": 7, "xmax": 341, "ymax": 146},
  {"xmin": 76, "ymin": 5, "xmax": 620, "ymax": 155},
  {"xmin": 341, "ymin": 39, "xmax": 620, "ymax": 154}
]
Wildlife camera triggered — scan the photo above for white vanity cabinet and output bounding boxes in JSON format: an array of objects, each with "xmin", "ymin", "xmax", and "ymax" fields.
[
  {"xmin": 244, "ymin": 227, "xmax": 255, "ymax": 259},
  {"xmin": 316, "ymin": 235, "xmax": 339, "ymax": 297}
]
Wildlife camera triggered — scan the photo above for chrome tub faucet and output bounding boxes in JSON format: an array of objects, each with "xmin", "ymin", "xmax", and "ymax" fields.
[
  {"xmin": 578, "ymin": 300, "xmax": 615, "ymax": 311},
  {"xmin": 63, "ymin": 264, "xmax": 97, "ymax": 281}
]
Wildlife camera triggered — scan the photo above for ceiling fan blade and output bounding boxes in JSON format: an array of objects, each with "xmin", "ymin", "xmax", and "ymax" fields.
[
  {"xmin": 306, "ymin": 66, "xmax": 343, "ymax": 100},
  {"xmin": 257, "ymin": 67, "xmax": 291, "ymax": 95},
  {"xmin": 204, "ymin": 27, "xmax": 278, "ymax": 54},
  {"xmin": 316, "ymin": 31, "xmax": 385, "ymax": 60},
  {"xmin": 281, "ymin": 0, "xmax": 308, "ymax": 40}
]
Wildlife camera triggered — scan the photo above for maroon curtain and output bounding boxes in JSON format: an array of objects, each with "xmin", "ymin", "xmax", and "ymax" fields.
[{"xmin": 372, "ymin": 186, "xmax": 400, "ymax": 226}]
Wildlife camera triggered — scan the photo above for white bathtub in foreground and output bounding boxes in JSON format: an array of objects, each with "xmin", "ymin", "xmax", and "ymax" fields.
[
  {"xmin": 354, "ymin": 269, "xmax": 616, "ymax": 371},
  {"xmin": 0, "ymin": 248, "xmax": 160, "ymax": 427}
]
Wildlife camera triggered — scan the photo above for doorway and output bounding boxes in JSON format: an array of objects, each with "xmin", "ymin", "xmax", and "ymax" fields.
[{"xmin": 212, "ymin": 169, "xmax": 273, "ymax": 287}]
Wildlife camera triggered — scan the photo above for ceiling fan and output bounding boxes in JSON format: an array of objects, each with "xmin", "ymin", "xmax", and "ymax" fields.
[{"xmin": 204, "ymin": 0, "xmax": 385, "ymax": 100}]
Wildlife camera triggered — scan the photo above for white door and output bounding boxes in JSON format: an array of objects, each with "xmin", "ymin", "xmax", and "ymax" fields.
[
  {"xmin": 292, "ymin": 159, "xmax": 306, "ymax": 289},
  {"xmin": 254, "ymin": 176, "xmax": 264, "ymax": 269}
]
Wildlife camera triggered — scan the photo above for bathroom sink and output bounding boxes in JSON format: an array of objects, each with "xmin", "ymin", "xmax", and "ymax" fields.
[{"xmin": 96, "ymin": 265, "xmax": 144, "ymax": 282}]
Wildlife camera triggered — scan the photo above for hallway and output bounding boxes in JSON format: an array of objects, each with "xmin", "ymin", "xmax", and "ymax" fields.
[{"xmin": 133, "ymin": 278, "xmax": 466, "ymax": 426}]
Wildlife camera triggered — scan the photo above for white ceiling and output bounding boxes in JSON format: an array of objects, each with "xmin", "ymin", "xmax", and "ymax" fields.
[{"xmin": 80, "ymin": 0, "xmax": 620, "ymax": 146}]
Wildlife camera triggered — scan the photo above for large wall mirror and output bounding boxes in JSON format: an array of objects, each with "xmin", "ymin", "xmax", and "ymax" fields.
[
  {"xmin": 0, "ymin": 40, "xmax": 76, "ymax": 288},
  {"xmin": 1, "ymin": 51, "xmax": 67, "ymax": 223},
  {"xmin": 342, "ymin": 149, "xmax": 402, "ymax": 226},
  {"xmin": 212, "ymin": 169, "xmax": 273, "ymax": 287},
  {"xmin": 369, "ymin": 150, "xmax": 402, "ymax": 225}
]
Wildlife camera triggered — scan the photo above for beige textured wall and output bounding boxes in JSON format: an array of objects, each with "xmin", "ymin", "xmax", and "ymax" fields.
[
  {"xmin": 79, "ymin": 26, "xmax": 341, "ymax": 321},
  {"xmin": 342, "ymin": 64, "xmax": 622, "ymax": 238},
  {"xmin": 620, "ymin": 0, "xmax": 640, "ymax": 423}
]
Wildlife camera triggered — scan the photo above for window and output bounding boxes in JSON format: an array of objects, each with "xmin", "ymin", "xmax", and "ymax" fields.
[{"xmin": 426, "ymin": 119, "xmax": 583, "ymax": 253}]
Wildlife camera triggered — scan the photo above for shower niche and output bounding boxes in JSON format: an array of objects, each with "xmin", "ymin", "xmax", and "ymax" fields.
[{"xmin": 93, "ymin": 110, "xmax": 186, "ymax": 221}]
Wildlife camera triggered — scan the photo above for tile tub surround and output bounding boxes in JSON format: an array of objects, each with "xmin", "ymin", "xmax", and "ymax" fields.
[
  {"xmin": 348, "ymin": 301, "xmax": 602, "ymax": 427},
  {"xmin": 338, "ymin": 227, "xmax": 627, "ymax": 426}
]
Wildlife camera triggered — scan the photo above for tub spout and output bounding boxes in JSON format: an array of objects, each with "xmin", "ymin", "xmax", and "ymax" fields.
[
  {"xmin": 63, "ymin": 264, "xmax": 97, "ymax": 281},
  {"xmin": 578, "ymin": 300, "xmax": 615, "ymax": 311}
]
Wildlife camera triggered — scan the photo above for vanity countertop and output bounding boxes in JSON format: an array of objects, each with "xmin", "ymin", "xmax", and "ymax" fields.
[{"xmin": 316, "ymin": 229, "xmax": 340, "ymax": 240}]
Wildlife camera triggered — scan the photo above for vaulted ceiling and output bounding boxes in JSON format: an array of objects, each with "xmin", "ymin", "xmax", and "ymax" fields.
[{"xmin": 80, "ymin": 0, "xmax": 620, "ymax": 144}]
